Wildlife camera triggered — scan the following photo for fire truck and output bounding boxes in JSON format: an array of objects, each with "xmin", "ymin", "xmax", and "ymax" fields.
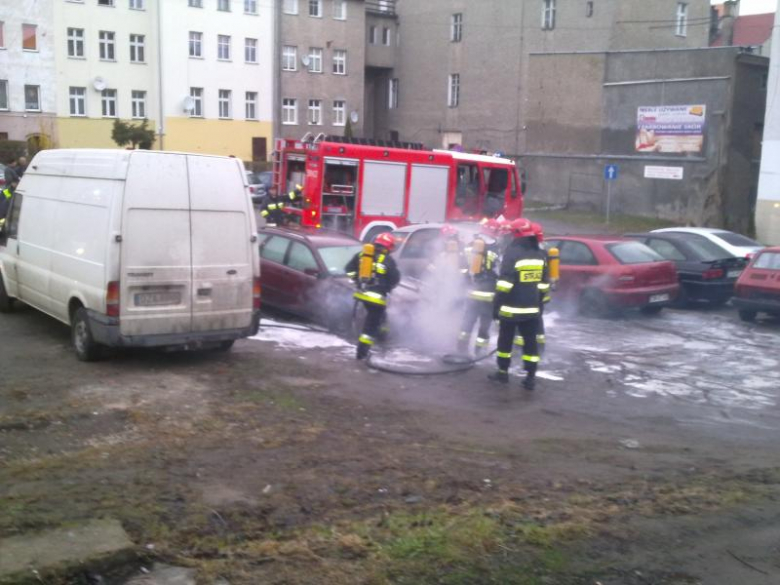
[{"xmin": 271, "ymin": 135, "xmax": 524, "ymax": 241}]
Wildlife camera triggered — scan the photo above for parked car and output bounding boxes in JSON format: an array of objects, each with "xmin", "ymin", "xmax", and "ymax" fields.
[
  {"xmin": 733, "ymin": 247, "xmax": 780, "ymax": 322},
  {"xmin": 256, "ymin": 171, "xmax": 273, "ymax": 192},
  {"xmin": 543, "ymin": 236, "xmax": 679, "ymax": 316},
  {"xmin": 625, "ymin": 232, "xmax": 748, "ymax": 306},
  {"xmin": 651, "ymin": 227, "xmax": 764, "ymax": 259},
  {"xmin": 0, "ymin": 149, "xmax": 261, "ymax": 360},
  {"xmin": 246, "ymin": 171, "xmax": 267, "ymax": 205},
  {"xmin": 258, "ymin": 226, "xmax": 363, "ymax": 330}
]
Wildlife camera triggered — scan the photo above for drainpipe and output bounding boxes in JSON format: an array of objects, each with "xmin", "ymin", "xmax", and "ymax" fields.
[
  {"xmin": 273, "ymin": 0, "xmax": 282, "ymax": 146},
  {"xmin": 156, "ymin": 0, "xmax": 165, "ymax": 150}
]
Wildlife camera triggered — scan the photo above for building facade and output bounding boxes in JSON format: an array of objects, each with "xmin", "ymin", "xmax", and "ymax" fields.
[
  {"xmin": 0, "ymin": 0, "xmax": 57, "ymax": 151},
  {"xmin": 382, "ymin": 0, "xmax": 712, "ymax": 154}
]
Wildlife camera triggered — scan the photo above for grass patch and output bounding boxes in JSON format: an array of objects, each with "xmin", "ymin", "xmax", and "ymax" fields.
[{"xmin": 527, "ymin": 208, "xmax": 680, "ymax": 234}]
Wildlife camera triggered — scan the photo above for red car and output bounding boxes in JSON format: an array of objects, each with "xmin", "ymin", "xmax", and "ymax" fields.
[
  {"xmin": 733, "ymin": 246, "xmax": 780, "ymax": 322},
  {"xmin": 544, "ymin": 236, "xmax": 679, "ymax": 316}
]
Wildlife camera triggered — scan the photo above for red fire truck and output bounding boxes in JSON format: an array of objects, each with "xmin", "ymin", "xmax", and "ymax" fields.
[{"xmin": 272, "ymin": 135, "xmax": 524, "ymax": 241}]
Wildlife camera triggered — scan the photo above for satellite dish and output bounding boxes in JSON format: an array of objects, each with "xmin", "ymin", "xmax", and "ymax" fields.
[
  {"xmin": 182, "ymin": 96, "xmax": 196, "ymax": 113},
  {"xmin": 92, "ymin": 77, "xmax": 107, "ymax": 92},
  {"xmin": 301, "ymin": 55, "xmax": 311, "ymax": 67},
  {"xmin": 350, "ymin": 110, "xmax": 359, "ymax": 124}
]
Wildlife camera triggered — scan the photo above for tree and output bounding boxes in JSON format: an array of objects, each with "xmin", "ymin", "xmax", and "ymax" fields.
[
  {"xmin": 111, "ymin": 119, "xmax": 155, "ymax": 150},
  {"xmin": 344, "ymin": 117, "xmax": 354, "ymax": 140}
]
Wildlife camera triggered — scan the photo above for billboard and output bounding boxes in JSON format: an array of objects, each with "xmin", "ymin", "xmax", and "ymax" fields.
[{"xmin": 636, "ymin": 105, "xmax": 706, "ymax": 154}]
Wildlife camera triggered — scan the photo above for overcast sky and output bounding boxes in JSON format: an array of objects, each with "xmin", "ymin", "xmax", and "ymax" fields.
[{"xmin": 712, "ymin": 0, "xmax": 778, "ymax": 15}]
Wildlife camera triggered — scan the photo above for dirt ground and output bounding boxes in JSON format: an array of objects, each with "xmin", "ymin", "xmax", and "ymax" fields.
[{"xmin": 3, "ymin": 291, "xmax": 780, "ymax": 585}]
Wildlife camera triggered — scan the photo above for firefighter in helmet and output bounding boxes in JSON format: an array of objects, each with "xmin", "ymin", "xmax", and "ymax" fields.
[
  {"xmin": 490, "ymin": 218, "xmax": 549, "ymax": 390},
  {"xmin": 457, "ymin": 226, "xmax": 500, "ymax": 355},
  {"xmin": 260, "ymin": 183, "xmax": 303, "ymax": 226},
  {"xmin": 345, "ymin": 232, "xmax": 401, "ymax": 360}
]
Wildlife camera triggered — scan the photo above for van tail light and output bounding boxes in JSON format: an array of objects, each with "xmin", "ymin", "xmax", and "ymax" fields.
[
  {"xmin": 703, "ymin": 268, "xmax": 724, "ymax": 280},
  {"xmin": 253, "ymin": 277, "xmax": 262, "ymax": 310},
  {"xmin": 106, "ymin": 281, "xmax": 120, "ymax": 318}
]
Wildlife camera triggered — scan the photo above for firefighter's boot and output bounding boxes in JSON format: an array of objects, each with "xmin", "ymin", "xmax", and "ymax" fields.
[
  {"xmin": 488, "ymin": 370, "xmax": 509, "ymax": 384},
  {"xmin": 523, "ymin": 375, "xmax": 536, "ymax": 391}
]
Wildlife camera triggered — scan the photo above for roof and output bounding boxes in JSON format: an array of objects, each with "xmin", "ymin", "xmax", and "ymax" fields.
[
  {"xmin": 549, "ymin": 235, "xmax": 628, "ymax": 244},
  {"xmin": 652, "ymin": 227, "xmax": 727, "ymax": 235},
  {"xmin": 712, "ymin": 12, "xmax": 775, "ymax": 47},
  {"xmin": 433, "ymin": 150, "xmax": 515, "ymax": 166}
]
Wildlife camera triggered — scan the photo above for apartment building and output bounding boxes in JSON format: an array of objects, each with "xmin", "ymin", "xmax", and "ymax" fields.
[
  {"xmin": 383, "ymin": 0, "xmax": 712, "ymax": 154},
  {"xmin": 0, "ymin": 0, "xmax": 57, "ymax": 149}
]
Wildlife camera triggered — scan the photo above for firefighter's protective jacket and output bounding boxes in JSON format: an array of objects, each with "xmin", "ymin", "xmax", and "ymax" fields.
[
  {"xmin": 493, "ymin": 241, "xmax": 549, "ymax": 322},
  {"xmin": 345, "ymin": 247, "xmax": 400, "ymax": 307},
  {"xmin": 465, "ymin": 244, "xmax": 499, "ymax": 303}
]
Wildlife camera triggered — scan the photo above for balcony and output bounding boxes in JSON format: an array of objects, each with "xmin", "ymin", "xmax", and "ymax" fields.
[{"xmin": 366, "ymin": 0, "xmax": 396, "ymax": 17}]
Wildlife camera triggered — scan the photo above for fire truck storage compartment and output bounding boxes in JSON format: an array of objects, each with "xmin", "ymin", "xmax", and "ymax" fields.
[
  {"xmin": 361, "ymin": 160, "xmax": 407, "ymax": 217},
  {"xmin": 407, "ymin": 164, "xmax": 450, "ymax": 223},
  {"xmin": 321, "ymin": 158, "xmax": 358, "ymax": 232},
  {"xmin": 285, "ymin": 155, "xmax": 306, "ymax": 201}
]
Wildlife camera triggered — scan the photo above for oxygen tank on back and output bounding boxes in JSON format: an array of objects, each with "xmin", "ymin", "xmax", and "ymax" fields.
[{"xmin": 359, "ymin": 243, "xmax": 375, "ymax": 282}]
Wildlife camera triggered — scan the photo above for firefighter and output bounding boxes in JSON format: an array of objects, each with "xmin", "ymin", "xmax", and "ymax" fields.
[
  {"xmin": 489, "ymin": 218, "xmax": 549, "ymax": 390},
  {"xmin": 457, "ymin": 232, "xmax": 499, "ymax": 354},
  {"xmin": 345, "ymin": 232, "xmax": 401, "ymax": 360},
  {"xmin": 0, "ymin": 187, "xmax": 12, "ymax": 229},
  {"xmin": 260, "ymin": 183, "xmax": 302, "ymax": 226}
]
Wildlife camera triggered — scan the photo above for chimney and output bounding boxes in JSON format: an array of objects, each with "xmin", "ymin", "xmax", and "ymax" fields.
[{"xmin": 720, "ymin": 0, "xmax": 740, "ymax": 46}]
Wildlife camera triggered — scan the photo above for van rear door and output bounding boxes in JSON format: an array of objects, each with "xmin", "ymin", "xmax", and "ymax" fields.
[
  {"xmin": 120, "ymin": 152, "xmax": 193, "ymax": 336},
  {"xmin": 187, "ymin": 156, "xmax": 254, "ymax": 332}
]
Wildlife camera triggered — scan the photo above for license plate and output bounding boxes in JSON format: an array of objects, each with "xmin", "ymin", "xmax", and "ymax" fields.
[
  {"xmin": 727, "ymin": 270, "xmax": 742, "ymax": 278},
  {"xmin": 649, "ymin": 294, "xmax": 670, "ymax": 303},
  {"xmin": 135, "ymin": 292, "xmax": 182, "ymax": 307}
]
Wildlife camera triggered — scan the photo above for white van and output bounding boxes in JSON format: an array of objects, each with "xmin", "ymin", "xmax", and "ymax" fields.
[{"xmin": 0, "ymin": 149, "xmax": 261, "ymax": 360}]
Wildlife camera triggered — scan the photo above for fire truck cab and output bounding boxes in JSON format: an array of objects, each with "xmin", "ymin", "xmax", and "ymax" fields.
[{"xmin": 272, "ymin": 136, "xmax": 523, "ymax": 241}]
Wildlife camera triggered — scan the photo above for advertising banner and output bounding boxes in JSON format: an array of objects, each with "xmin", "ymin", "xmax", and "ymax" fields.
[{"xmin": 636, "ymin": 105, "xmax": 706, "ymax": 154}]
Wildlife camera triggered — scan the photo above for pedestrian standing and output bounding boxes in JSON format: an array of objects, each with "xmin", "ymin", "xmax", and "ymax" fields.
[{"xmin": 4, "ymin": 158, "xmax": 21, "ymax": 193}]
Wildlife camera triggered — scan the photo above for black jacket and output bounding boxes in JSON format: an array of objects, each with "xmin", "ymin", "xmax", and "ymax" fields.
[
  {"xmin": 345, "ymin": 246, "xmax": 400, "ymax": 296},
  {"xmin": 493, "ymin": 239, "xmax": 548, "ymax": 322}
]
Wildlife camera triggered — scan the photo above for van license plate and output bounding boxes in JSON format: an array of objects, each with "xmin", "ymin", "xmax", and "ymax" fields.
[
  {"xmin": 649, "ymin": 294, "xmax": 670, "ymax": 303},
  {"xmin": 135, "ymin": 292, "xmax": 182, "ymax": 307},
  {"xmin": 727, "ymin": 270, "xmax": 742, "ymax": 278}
]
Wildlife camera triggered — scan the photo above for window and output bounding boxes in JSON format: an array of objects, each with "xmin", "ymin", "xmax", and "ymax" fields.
[
  {"xmin": 369, "ymin": 26, "xmax": 378, "ymax": 44},
  {"xmin": 607, "ymin": 242, "xmax": 662, "ymax": 265},
  {"xmin": 99, "ymin": 31, "xmax": 116, "ymax": 60},
  {"xmin": 713, "ymin": 231, "xmax": 761, "ymax": 247},
  {"xmin": 560, "ymin": 242, "xmax": 597, "ymax": 266},
  {"xmin": 129, "ymin": 34, "xmax": 145, "ymax": 63},
  {"xmin": 333, "ymin": 0, "xmax": 346, "ymax": 20},
  {"xmin": 98, "ymin": 0, "xmax": 115, "ymax": 5},
  {"xmin": 646, "ymin": 239, "xmax": 686, "ymax": 262},
  {"xmin": 332, "ymin": 49, "xmax": 346, "ymax": 74},
  {"xmin": 69, "ymin": 87, "xmax": 86, "ymax": 116},
  {"xmin": 244, "ymin": 0, "xmax": 257, "ymax": 14},
  {"xmin": 260, "ymin": 236, "xmax": 291, "ymax": 264},
  {"xmin": 190, "ymin": 87, "xmax": 203, "ymax": 117},
  {"xmin": 101, "ymin": 89, "xmax": 117, "ymax": 117},
  {"xmin": 542, "ymin": 0, "xmax": 556, "ymax": 30},
  {"xmin": 586, "ymin": 1, "xmax": 594, "ymax": 17},
  {"xmin": 333, "ymin": 100, "xmax": 346, "ymax": 126},
  {"xmin": 676, "ymin": 2, "xmax": 688, "ymax": 36},
  {"xmin": 189, "ymin": 32, "xmax": 203, "ymax": 57},
  {"xmin": 131, "ymin": 90, "xmax": 146, "ymax": 118},
  {"xmin": 67, "ymin": 28, "xmax": 85, "ymax": 58},
  {"xmin": 382, "ymin": 27, "xmax": 391, "ymax": 45},
  {"xmin": 188, "ymin": 0, "xmax": 203, "ymax": 6},
  {"xmin": 309, "ymin": 0, "xmax": 322, "ymax": 17},
  {"xmin": 130, "ymin": 0, "xmax": 144, "ymax": 9},
  {"xmin": 218, "ymin": 0, "xmax": 230, "ymax": 11},
  {"xmin": 308, "ymin": 47, "xmax": 323, "ymax": 72},
  {"xmin": 282, "ymin": 98, "xmax": 298, "ymax": 124},
  {"xmin": 754, "ymin": 252, "xmax": 780, "ymax": 270},
  {"xmin": 388, "ymin": 78, "xmax": 398, "ymax": 109},
  {"xmin": 245, "ymin": 91, "xmax": 257, "ymax": 120},
  {"xmin": 287, "ymin": 242, "xmax": 318, "ymax": 273},
  {"xmin": 218, "ymin": 35, "xmax": 231, "ymax": 60},
  {"xmin": 22, "ymin": 24, "xmax": 37, "ymax": 51},
  {"xmin": 0, "ymin": 80, "xmax": 8, "ymax": 111},
  {"xmin": 308, "ymin": 99, "xmax": 322, "ymax": 125},
  {"xmin": 218, "ymin": 89, "xmax": 232, "ymax": 118},
  {"xmin": 282, "ymin": 45, "xmax": 297, "ymax": 70},
  {"xmin": 448, "ymin": 73, "xmax": 460, "ymax": 108},
  {"xmin": 455, "ymin": 164, "xmax": 479, "ymax": 212},
  {"xmin": 24, "ymin": 85, "xmax": 41, "ymax": 111},
  {"xmin": 451, "ymin": 13, "xmax": 462, "ymax": 42},
  {"xmin": 283, "ymin": 0, "xmax": 298, "ymax": 14},
  {"xmin": 245, "ymin": 38, "xmax": 257, "ymax": 62}
]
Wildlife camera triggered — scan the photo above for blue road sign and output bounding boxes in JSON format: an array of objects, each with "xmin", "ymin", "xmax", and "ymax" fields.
[{"xmin": 604, "ymin": 164, "xmax": 619, "ymax": 181}]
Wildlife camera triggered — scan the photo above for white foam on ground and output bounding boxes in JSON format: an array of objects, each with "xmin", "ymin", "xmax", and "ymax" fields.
[{"xmin": 251, "ymin": 320, "xmax": 353, "ymax": 351}]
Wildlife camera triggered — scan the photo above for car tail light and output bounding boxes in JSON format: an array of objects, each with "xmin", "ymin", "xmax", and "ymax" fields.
[
  {"xmin": 106, "ymin": 281, "xmax": 120, "ymax": 318},
  {"xmin": 703, "ymin": 268, "xmax": 724, "ymax": 280},
  {"xmin": 253, "ymin": 277, "xmax": 261, "ymax": 310}
]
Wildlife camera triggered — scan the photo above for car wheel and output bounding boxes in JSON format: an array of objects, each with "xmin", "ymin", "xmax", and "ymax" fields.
[
  {"xmin": 640, "ymin": 305, "xmax": 663, "ymax": 316},
  {"xmin": 708, "ymin": 297, "xmax": 730, "ymax": 308},
  {"xmin": 579, "ymin": 289, "xmax": 612, "ymax": 318},
  {"xmin": 0, "ymin": 275, "xmax": 14, "ymax": 313},
  {"xmin": 72, "ymin": 307, "xmax": 104, "ymax": 362},
  {"xmin": 739, "ymin": 309, "xmax": 757, "ymax": 323}
]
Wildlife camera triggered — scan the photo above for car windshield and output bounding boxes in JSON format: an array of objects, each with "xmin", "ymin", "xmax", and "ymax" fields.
[
  {"xmin": 713, "ymin": 231, "xmax": 761, "ymax": 247},
  {"xmin": 607, "ymin": 241, "xmax": 664, "ymax": 264},
  {"xmin": 677, "ymin": 235, "xmax": 733, "ymax": 261},
  {"xmin": 753, "ymin": 252, "xmax": 780, "ymax": 270},
  {"xmin": 319, "ymin": 245, "xmax": 363, "ymax": 276}
]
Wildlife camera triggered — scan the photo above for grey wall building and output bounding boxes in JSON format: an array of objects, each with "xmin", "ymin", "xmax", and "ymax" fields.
[
  {"xmin": 523, "ymin": 47, "xmax": 768, "ymax": 232},
  {"xmin": 382, "ymin": 0, "xmax": 712, "ymax": 154}
]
